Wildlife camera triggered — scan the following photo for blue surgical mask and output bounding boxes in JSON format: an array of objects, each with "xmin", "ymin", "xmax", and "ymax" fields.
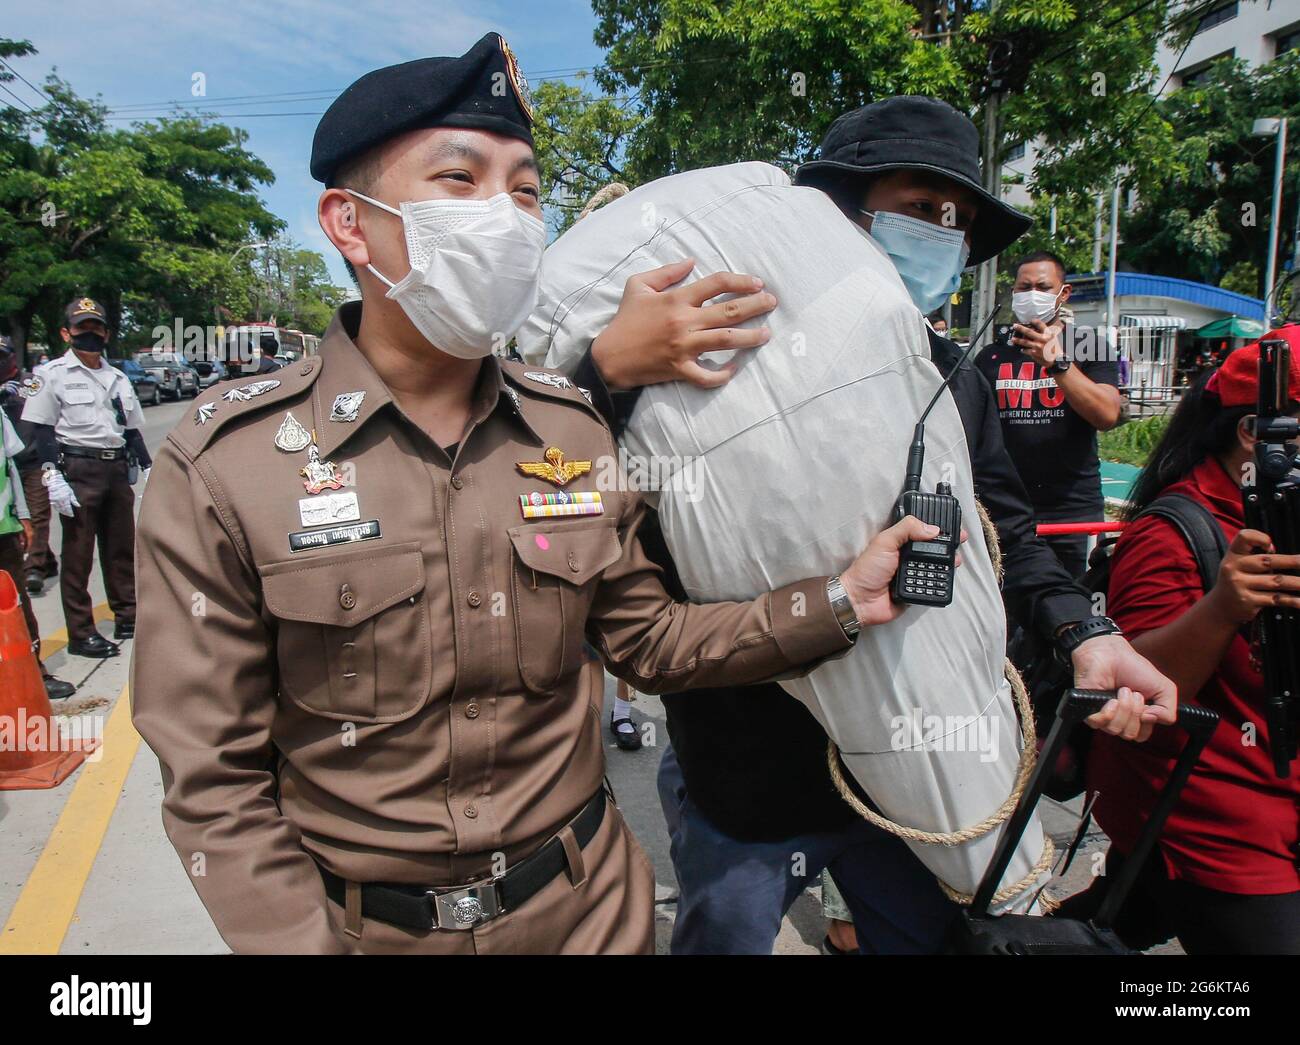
[{"xmin": 859, "ymin": 209, "xmax": 970, "ymax": 315}]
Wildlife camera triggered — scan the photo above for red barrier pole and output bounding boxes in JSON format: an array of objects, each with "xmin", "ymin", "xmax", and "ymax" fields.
[{"xmin": 1036, "ymin": 522, "xmax": 1126, "ymax": 536}]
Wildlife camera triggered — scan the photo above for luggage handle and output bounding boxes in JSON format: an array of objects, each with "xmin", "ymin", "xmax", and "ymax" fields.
[{"xmin": 969, "ymin": 688, "xmax": 1219, "ymax": 921}]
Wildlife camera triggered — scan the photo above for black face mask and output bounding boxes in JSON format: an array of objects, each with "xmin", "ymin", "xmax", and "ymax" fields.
[{"xmin": 71, "ymin": 331, "xmax": 107, "ymax": 353}]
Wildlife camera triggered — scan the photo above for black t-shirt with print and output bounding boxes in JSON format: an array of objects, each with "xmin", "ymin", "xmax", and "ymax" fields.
[{"xmin": 974, "ymin": 324, "xmax": 1120, "ymax": 520}]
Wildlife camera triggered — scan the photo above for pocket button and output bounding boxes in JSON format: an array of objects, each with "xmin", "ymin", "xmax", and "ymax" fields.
[
  {"xmin": 567, "ymin": 552, "xmax": 580, "ymax": 573},
  {"xmin": 339, "ymin": 584, "xmax": 356, "ymax": 610}
]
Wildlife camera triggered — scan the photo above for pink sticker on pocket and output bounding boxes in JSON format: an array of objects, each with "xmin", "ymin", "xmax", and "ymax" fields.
[{"xmin": 534, "ymin": 534, "xmax": 550, "ymax": 551}]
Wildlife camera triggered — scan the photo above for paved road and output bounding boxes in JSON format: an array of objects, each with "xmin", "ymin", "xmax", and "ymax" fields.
[{"xmin": 0, "ymin": 392, "xmax": 1134, "ymax": 955}]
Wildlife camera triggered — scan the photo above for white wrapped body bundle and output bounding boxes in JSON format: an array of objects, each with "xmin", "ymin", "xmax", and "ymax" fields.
[{"xmin": 520, "ymin": 163, "xmax": 1046, "ymax": 909}]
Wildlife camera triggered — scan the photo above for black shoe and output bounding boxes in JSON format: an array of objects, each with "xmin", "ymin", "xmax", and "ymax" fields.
[
  {"xmin": 43, "ymin": 676, "xmax": 76, "ymax": 700},
  {"xmin": 25, "ymin": 569, "xmax": 43, "ymax": 594},
  {"xmin": 113, "ymin": 620, "xmax": 135, "ymax": 640},
  {"xmin": 609, "ymin": 713, "xmax": 642, "ymax": 751},
  {"xmin": 68, "ymin": 634, "xmax": 120, "ymax": 659}
]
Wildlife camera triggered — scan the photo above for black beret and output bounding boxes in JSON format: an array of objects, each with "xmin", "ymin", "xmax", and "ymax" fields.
[{"xmin": 311, "ymin": 32, "xmax": 534, "ymax": 185}]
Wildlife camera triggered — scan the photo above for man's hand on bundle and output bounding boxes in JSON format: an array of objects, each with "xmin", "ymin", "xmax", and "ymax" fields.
[
  {"xmin": 839, "ymin": 515, "xmax": 967, "ymax": 627},
  {"xmin": 590, "ymin": 257, "xmax": 776, "ymax": 390},
  {"xmin": 1071, "ymin": 633, "xmax": 1177, "ymax": 742}
]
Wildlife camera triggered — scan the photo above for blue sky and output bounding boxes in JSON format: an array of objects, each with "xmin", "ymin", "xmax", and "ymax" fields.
[{"xmin": 4, "ymin": 0, "xmax": 608, "ymax": 286}]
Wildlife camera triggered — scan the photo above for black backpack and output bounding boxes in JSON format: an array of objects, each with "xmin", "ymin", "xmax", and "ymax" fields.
[{"xmin": 1011, "ymin": 492, "xmax": 1228, "ymax": 800}]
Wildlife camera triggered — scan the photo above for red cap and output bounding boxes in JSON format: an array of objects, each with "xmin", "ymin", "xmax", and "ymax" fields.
[{"xmin": 1206, "ymin": 325, "xmax": 1300, "ymax": 406}]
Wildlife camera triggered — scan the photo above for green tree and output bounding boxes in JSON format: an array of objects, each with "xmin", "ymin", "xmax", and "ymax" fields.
[
  {"xmin": 589, "ymin": 0, "xmax": 1178, "ymax": 200},
  {"xmin": 1122, "ymin": 51, "xmax": 1300, "ymax": 298},
  {"xmin": 532, "ymin": 77, "xmax": 643, "ymax": 235},
  {"xmin": 0, "ymin": 39, "xmax": 345, "ymax": 363},
  {"xmin": 244, "ymin": 239, "xmax": 348, "ymax": 334}
]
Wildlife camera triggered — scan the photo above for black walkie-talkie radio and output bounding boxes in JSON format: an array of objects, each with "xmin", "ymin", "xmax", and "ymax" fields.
[{"xmin": 891, "ymin": 311, "xmax": 1000, "ymax": 607}]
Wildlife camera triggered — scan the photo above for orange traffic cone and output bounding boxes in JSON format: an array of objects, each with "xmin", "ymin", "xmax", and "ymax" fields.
[{"xmin": 0, "ymin": 569, "xmax": 99, "ymax": 789}]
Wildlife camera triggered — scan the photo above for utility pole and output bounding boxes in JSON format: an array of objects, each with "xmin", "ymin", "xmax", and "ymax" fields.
[
  {"xmin": 1105, "ymin": 179, "xmax": 1121, "ymax": 341},
  {"xmin": 1092, "ymin": 191, "xmax": 1104, "ymax": 273},
  {"xmin": 971, "ymin": 3, "xmax": 1006, "ymax": 348},
  {"xmin": 1263, "ymin": 117, "xmax": 1288, "ymax": 322},
  {"xmin": 972, "ymin": 80, "xmax": 1002, "ymax": 347}
]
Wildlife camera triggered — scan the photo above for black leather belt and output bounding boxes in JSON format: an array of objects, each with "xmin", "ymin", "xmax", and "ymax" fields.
[
  {"xmin": 319, "ymin": 788, "xmax": 607, "ymax": 931},
  {"xmin": 59, "ymin": 444, "xmax": 125, "ymax": 461}
]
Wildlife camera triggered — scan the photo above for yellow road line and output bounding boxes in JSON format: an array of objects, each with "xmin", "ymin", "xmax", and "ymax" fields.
[
  {"xmin": 0, "ymin": 685, "xmax": 138, "ymax": 954},
  {"xmin": 39, "ymin": 602, "xmax": 115, "ymax": 660}
]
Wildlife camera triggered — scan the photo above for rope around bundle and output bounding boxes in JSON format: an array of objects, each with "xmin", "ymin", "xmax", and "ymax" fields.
[
  {"xmin": 824, "ymin": 499, "xmax": 1052, "ymax": 909},
  {"xmin": 577, "ymin": 183, "xmax": 630, "ymax": 222}
]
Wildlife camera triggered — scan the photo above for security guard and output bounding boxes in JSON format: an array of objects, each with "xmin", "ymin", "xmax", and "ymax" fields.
[
  {"xmin": 20, "ymin": 298, "xmax": 151, "ymax": 658},
  {"xmin": 130, "ymin": 33, "xmax": 936, "ymax": 955}
]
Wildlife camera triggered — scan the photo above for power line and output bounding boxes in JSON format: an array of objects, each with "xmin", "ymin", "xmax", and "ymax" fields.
[{"xmin": 0, "ymin": 80, "xmax": 39, "ymax": 113}]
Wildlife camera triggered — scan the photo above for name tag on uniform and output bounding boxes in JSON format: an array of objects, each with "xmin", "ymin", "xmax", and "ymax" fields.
[{"xmin": 288, "ymin": 519, "xmax": 381, "ymax": 552}]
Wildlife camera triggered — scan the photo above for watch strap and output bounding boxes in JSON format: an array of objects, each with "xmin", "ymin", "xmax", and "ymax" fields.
[
  {"xmin": 826, "ymin": 575, "xmax": 860, "ymax": 640},
  {"xmin": 1056, "ymin": 615, "xmax": 1121, "ymax": 660}
]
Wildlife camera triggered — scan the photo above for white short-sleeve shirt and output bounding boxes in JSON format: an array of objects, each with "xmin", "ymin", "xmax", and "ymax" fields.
[{"xmin": 19, "ymin": 352, "xmax": 144, "ymax": 448}]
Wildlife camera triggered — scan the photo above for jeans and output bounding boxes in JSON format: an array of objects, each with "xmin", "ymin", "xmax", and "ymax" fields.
[{"xmin": 657, "ymin": 745, "xmax": 960, "ymax": 954}]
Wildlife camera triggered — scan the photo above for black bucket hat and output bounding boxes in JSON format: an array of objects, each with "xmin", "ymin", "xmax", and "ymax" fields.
[{"xmin": 794, "ymin": 96, "xmax": 1032, "ymax": 265}]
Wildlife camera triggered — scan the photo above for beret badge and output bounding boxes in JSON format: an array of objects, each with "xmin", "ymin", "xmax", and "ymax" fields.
[{"xmin": 498, "ymin": 36, "xmax": 534, "ymax": 123}]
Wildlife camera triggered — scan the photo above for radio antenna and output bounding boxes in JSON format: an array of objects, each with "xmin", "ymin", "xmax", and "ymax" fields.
[{"xmin": 903, "ymin": 308, "xmax": 1003, "ymax": 494}]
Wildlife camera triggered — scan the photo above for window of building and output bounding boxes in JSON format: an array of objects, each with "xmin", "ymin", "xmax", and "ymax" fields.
[
  {"xmin": 1179, "ymin": 51, "xmax": 1234, "ymax": 87},
  {"xmin": 1193, "ymin": 1, "xmax": 1238, "ymax": 36},
  {"xmin": 1276, "ymin": 26, "xmax": 1300, "ymax": 58},
  {"xmin": 1004, "ymin": 141, "xmax": 1026, "ymax": 162}
]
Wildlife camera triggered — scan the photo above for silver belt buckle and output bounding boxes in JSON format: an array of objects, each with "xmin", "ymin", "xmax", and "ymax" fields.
[
  {"xmin": 99, "ymin": 448, "xmax": 117, "ymax": 460},
  {"xmin": 428, "ymin": 879, "xmax": 502, "ymax": 931}
]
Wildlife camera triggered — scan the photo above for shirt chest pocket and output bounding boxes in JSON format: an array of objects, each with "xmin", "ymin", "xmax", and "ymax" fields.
[
  {"xmin": 63, "ymin": 387, "xmax": 98, "ymax": 427},
  {"xmin": 261, "ymin": 541, "xmax": 431, "ymax": 722},
  {"xmin": 508, "ymin": 520, "xmax": 623, "ymax": 694}
]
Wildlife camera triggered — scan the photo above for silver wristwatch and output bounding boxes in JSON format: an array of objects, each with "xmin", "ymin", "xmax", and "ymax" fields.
[{"xmin": 826, "ymin": 575, "xmax": 861, "ymax": 641}]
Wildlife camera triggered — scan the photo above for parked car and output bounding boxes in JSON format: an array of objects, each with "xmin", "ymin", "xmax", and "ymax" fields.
[
  {"xmin": 191, "ymin": 359, "xmax": 226, "ymax": 388},
  {"xmin": 136, "ymin": 352, "xmax": 198, "ymax": 399},
  {"xmin": 112, "ymin": 358, "xmax": 161, "ymax": 406}
]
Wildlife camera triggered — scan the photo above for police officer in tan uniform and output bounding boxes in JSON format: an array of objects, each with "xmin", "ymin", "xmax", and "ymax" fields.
[{"xmin": 130, "ymin": 33, "xmax": 947, "ymax": 955}]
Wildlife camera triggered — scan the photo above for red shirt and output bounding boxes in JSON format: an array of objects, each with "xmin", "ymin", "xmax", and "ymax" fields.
[{"xmin": 1089, "ymin": 456, "xmax": 1300, "ymax": 894}]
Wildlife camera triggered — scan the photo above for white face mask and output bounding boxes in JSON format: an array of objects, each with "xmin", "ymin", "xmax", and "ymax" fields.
[
  {"xmin": 346, "ymin": 189, "xmax": 546, "ymax": 359},
  {"xmin": 1011, "ymin": 288, "xmax": 1064, "ymax": 326}
]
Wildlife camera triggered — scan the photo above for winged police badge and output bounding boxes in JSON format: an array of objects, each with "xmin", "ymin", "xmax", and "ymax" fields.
[
  {"xmin": 329, "ymin": 391, "xmax": 365, "ymax": 422},
  {"xmin": 516, "ymin": 446, "xmax": 592, "ymax": 488},
  {"xmin": 194, "ymin": 402, "xmax": 217, "ymax": 426},
  {"xmin": 18, "ymin": 376, "xmax": 42, "ymax": 399},
  {"xmin": 221, "ymin": 379, "xmax": 280, "ymax": 402},
  {"xmin": 274, "ymin": 411, "xmax": 312, "ymax": 453},
  {"xmin": 522, "ymin": 371, "xmax": 572, "ymax": 391}
]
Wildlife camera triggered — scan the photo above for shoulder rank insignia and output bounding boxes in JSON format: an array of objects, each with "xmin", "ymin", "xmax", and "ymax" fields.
[
  {"xmin": 194, "ymin": 402, "xmax": 217, "ymax": 426},
  {"xmin": 516, "ymin": 446, "xmax": 592, "ymax": 487},
  {"xmin": 330, "ymin": 391, "xmax": 365, "ymax": 422},
  {"xmin": 523, "ymin": 371, "xmax": 572, "ymax": 391},
  {"xmin": 300, "ymin": 444, "xmax": 345, "ymax": 495},
  {"xmin": 274, "ymin": 411, "xmax": 312, "ymax": 452},
  {"xmin": 222, "ymin": 379, "xmax": 280, "ymax": 402}
]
